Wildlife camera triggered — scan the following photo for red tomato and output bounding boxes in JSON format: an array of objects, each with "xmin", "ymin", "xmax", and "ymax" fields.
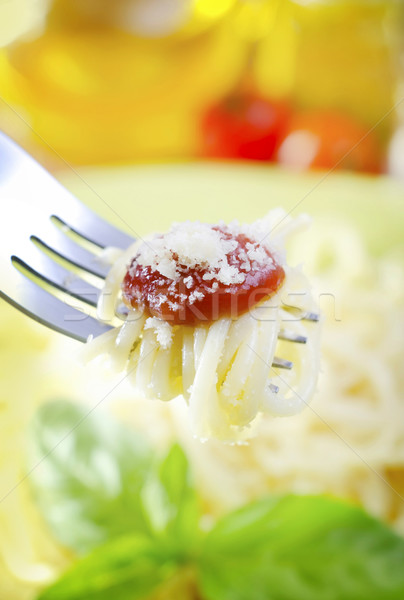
[
  {"xmin": 200, "ymin": 93, "xmax": 290, "ymax": 161},
  {"xmin": 276, "ymin": 111, "xmax": 383, "ymax": 173}
]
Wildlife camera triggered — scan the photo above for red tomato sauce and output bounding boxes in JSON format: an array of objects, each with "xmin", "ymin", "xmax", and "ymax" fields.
[{"xmin": 122, "ymin": 227, "xmax": 285, "ymax": 325}]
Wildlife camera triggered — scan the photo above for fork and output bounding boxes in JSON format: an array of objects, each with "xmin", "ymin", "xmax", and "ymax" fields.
[{"xmin": 0, "ymin": 132, "xmax": 317, "ymax": 369}]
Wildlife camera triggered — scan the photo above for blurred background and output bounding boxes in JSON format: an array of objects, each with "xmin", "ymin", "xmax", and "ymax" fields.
[
  {"xmin": 0, "ymin": 0, "xmax": 403, "ymax": 175},
  {"xmin": 1, "ymin": 3, "xmax": 404, "ymax": 599}
]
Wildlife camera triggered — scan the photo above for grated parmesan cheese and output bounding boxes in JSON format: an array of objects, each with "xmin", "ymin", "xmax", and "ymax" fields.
[
  {"xmin": 144, "ymin": 317, "xmax": 173, "ymax": 348},
  {"xmin": 183, "ymin": 276, "xmax": 194, "ymax": 289},
  {"xmin": 130, "ymin": 221, "xmax": 277, "ymax": 290}
]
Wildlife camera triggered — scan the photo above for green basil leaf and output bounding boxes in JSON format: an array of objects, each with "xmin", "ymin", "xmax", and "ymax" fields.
[
  {"xmin": 141, "ymin": 444, "xmax": 201, "ymax": 551},
  {"xmin": 37, "ymin": 534, "xmax": 177, "ymax": 600},
  {"xmin": 28, "ymin": 400, "xmax": 154, "ymax": 554},
  {"xmin": 199, "ymin": 495, "xmax": 404, "ymax": 600}
]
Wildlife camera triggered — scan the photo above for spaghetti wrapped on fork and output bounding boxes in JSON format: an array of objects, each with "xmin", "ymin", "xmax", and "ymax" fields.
[{"xmin": 84, "ymin": 209, "xmax": 321, "ymax": 441}]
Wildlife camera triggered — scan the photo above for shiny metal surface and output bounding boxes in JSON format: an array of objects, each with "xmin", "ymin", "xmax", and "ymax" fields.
[{"xmin": 0, "ymin": 132, "xmax": 132, "ymax": 341}]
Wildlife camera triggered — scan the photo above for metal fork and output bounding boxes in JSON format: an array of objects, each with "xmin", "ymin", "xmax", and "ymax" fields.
[
  {"xmin": 0, "ymin": 132, "xmax": 133, "ymax": 341},
  {"xmin": 0, "ymin": 132, "xmax": 317, "ymax": 369}
]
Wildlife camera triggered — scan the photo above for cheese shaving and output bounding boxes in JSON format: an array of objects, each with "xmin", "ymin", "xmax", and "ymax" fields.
[
  {"xmin": 144, "ymin": 317, "xmax": 173, "ymax": 349},
  {"xmin": 129, "ymin": 221, "xmax": 276, "ymax": 289}
]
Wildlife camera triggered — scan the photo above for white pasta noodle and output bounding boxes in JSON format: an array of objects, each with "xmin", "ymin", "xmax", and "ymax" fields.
[{"xmin": 86, "ymin": 210, "xmax": 321, "ymax": 441}]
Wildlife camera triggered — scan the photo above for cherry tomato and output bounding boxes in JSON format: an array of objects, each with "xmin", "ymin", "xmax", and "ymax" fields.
[
  {"xmin": 200, "ymin": 93, "xmax": 291, "ymax": 161},
  {"xmin": 276, "ymin": 111, "xmax": 383, "ymax": 173}
]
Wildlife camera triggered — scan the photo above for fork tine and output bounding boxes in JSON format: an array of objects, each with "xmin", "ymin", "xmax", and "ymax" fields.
[
  {"xmin": 11, "ymin": 243, "xmax": 101, "ymax": 308},
  {"xmin": 0, "ymin": 267, "xmax": 112, "ymax": 342},
  {"xmin": 0, "ymin": 198, "xmax": 104, "ymax": 305},
  {"xmin": 301, "ymin": 311, "xmax": 320, "ymax": 322},
  {"xmin": 30, "ymin": 224, "xmax": 109, "ymax": 281},
  {"xmin": 0, "ymin": 132, "xmax": 134, "ymax": 249},
  {"xmin": 272, "ymin": 357, "xmax": 293, "ymax": 369},
  {"xmin": 52, "ymin": 207, "xmax": 134, "ymax": 251},
  {"xmin": 278, "ymin": 329, "xmax": 307, "ymax": 344},
  {"xmin": 0, "ymin": 201, "xmax": 108, "ymax": 337},
  {"xmin": 281, "ymin": 306, "xmax": 320, "ymax": 322}
]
